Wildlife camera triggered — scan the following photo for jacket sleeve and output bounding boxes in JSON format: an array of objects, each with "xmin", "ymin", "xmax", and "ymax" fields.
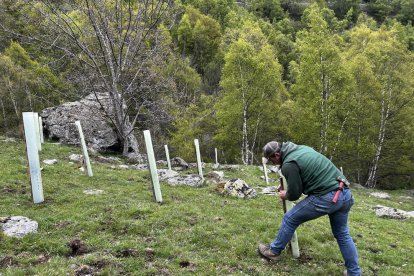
[{"xmin": 281, "ymin": 162, "xmax": 303, "ymax": 201}]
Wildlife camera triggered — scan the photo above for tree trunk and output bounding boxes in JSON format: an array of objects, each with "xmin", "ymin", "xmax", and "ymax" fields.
[
  {"xmin": 0, "ymin": 98, "xmax": 7, "ymax": 131},
  {"xmin": 366, "ymin": 89, "xmax": 390, "ymax": 188}
]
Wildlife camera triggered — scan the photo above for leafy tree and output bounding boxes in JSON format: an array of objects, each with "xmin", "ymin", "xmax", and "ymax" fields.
[
  {"xmin": 396, "ymin": 0, "xmax": 414, "ymax": 24},
  {"xmin": 289, "ymin": 4, "xmax": 353, "ymax": 156},
  {"xmin": 173, "ymin": 7, "xmax": 222, "ymax": 75},
  {"xmin": 169, "ymin": 95, "xmax": 216, "ymax": 162},
  {"xmin": 246, "ymin": 0, "xmax": 286, "ymax": 23},
  {"xmin": 215, "ymin": 22, "xmax": 286, "ymax": 164},
  {"xmin": 1, "ymin": 0, "xmax": 179, "ymax": 156},
  {"xmin": 0, "ymin": 42, "xmax": 66, "ymax": 133},
  {"xmin": 346, "ymin": 24, "xmax": 414, "ymax": 188},
  {"xmin": 331, "ymin": 0, "xmax": 361, "ymax": 21},
  {"xmin": 179, "ymin": 0, "xmax": 236, "ymax": 26}
]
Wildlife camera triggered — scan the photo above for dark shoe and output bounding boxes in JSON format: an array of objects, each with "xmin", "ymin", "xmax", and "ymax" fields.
[{"xmin": 257, "ymin": 243, "xmax": 280, "ymax": 261}]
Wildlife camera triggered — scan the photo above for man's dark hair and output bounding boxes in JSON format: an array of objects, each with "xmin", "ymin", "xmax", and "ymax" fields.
[{"xmin": 263, "ymin": 141, "xmax": 281, "ymax": 159}]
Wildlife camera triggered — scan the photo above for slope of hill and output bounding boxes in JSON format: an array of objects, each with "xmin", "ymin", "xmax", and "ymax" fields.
[{"xmin": 1, "ymin": 138, "xmax": 413, "ymax": 275}]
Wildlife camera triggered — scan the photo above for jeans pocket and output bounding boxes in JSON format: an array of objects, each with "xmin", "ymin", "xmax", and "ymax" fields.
[{"xmin": 313, "ymin": 193, "xmax": 335, "ymax": 213}]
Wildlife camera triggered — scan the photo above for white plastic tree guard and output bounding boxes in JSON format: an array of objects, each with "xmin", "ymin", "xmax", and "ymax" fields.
[
  {"xmin": 279, "ymin": 173, "xmax": 300, "ymax": 258},
  {"xmin": 215, "ymin": 147, "xmax": 219, "ymax": 166},
  {"xmin": 194, "ymin": 139, "xmax": 203, "ymax": 178},
  {"xmin": 164, "ymin": 144, "xmax": 172, "ymax": 170},
  {"xmin": 144, "ymin": 130, "xmax": 162, "ymax": 203},
  {"xmin": 38, "ymin": 116, "xmax": 44, "ymax": 143},
  {"xmin": 75, "ymin": 121, "xmax": 93, "ymax": 177},
  {"xmin": 22, "ymin": 112, "xmax": 44, "ymax": 204},
  {"xmin": 33, "ymin": 112, "xmax": 41, "ymax": 151},
  {"xmin": 262, "ymin": 157, "xmax": 269, "ymax": 185}
]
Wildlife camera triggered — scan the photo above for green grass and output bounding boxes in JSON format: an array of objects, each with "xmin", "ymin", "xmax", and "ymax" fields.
[{"xmin": 1, "ymin": 138, "xmax": 413, "ymax": 275}]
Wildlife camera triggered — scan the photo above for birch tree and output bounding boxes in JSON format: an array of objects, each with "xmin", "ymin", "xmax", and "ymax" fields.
[
  {"xmin": 346, "ymin": 24, "xmax": 414, "ymax": 188},
  {"xmin": 289, "ymin": 4, "xmax": 352, "ymax": 156},
  {"xmin": 215, "ymin": 22, "xmax": 285, "ymax": 164}
]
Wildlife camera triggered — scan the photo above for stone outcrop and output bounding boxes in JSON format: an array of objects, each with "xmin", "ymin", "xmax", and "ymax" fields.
[
  {"xmin": 1, "ymin": 216, "xmax": 38, "ymax": 238},
  {"xmin": 157, "ymin": 169, "xmax": 179, "ymax": 181},
  {"xmin": 41, "ymin": 93, "xmax": 139, "ymax": 155},
  {"xmin": 221, "ymin": 179, "xmax": 257, "ymax": 198},
  {"xmin": 166, "ymin": 175, "xmax": 204, "ymax": 187},
  {"xmin": 373, "ymin": 205, "xmax": 414, "ymax": 219},
  {"xmin": 172, "ymin": 157, "xmax": 189, "ymax": 169},
  {"xmin": 370, "ymin": 192, "xmax": 391, "ymax": 199}
]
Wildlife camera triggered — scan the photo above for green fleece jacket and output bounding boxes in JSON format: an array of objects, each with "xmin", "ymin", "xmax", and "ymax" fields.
[{"xmin": 280, "ymin": 142, "xmax": 346, "ymax": 201}]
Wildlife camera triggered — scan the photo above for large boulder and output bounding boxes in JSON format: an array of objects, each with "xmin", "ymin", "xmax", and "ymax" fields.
[{"xmin": 41, "ymin": 93, "xmax": 139, "ymax": 154}]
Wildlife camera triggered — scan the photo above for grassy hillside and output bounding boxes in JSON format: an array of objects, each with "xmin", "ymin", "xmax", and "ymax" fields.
[{"xmin": 1, "ymin": 138, "xmax": 413, "ymax": 275}]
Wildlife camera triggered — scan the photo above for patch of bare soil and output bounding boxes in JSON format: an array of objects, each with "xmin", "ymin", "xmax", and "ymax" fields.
[
  {"xmin": 0, "ymin": 256, "xmax": 17, "ymax": 267},
  {"xmin": 145, "ymin": 247, "xmax": 155, "ymax": 262},
  {"xmin": 179, "ymin": 260, "xmax": 196, "ymax": 271},
  {"xmin": 297, "ymin": 252, "xmax": 313, "ymax": 264},
  {"xmin": 116, "ymin": 248, "xmax": 138, "ymax": 258},
  {"xmin": 68, "ymin": 239, "xmax": 89, "ymax": 256},
  {"xmin": 54, "ymin": 221, "xmax": 71, "ymax": 229}
]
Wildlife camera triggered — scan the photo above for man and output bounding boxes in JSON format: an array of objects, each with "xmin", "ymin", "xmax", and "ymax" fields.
[{"xmin": 258, "ymin": 141, "xmax": 361, "ymax": 275}]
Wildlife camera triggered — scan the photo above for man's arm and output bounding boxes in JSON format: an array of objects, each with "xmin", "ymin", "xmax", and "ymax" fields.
[{"xmin": 281, "ymin": 162, "xmax": 303, "ymax": 201}]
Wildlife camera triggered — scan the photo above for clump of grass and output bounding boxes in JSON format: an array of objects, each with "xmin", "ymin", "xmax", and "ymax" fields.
[{"xmin": 1, "ymin": 139, "xmax": 413, "ymax": 275}]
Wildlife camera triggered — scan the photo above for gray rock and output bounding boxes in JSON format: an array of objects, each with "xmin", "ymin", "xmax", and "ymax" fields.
[
  {"xmin": 156, "ymin": 160, "xmax": 168, "ymax": 167},
  {"xmin": 223, "ymin": 179, "xmax": 257, "ymax": 198},
  {"xmin": 43, "ymin": 159, "xmax": 58, "ymax": 165},
  {"xmin": 41, "ymin": 93, "xmax": 139, "ymax": 153},
  {"xmin": 220, "ymin": 164, "xmax": 240, "ymax": 171},
  {"xmin": 172, "ymin": 157, "xmax": 189, "ymax": 169},
  {"xmin": 126, "ymin": 152, "xmax": 145, "ymax": 163},
  {"xmin": 83, "ymin": 189, "xmax": 104, "ymax": 195},
  {"xmin": 207, "ymin": 171, "xmax": 224, "ymax": 181},
  {"xmin": 261, "ymin": 186, "xmax": 277, "ymax": 195},
  {"xmin": 118, "ymin": 165, "xmax": 129, "ymax": 170},
  {"xmin": 373, "ymin": 205, "xmax": 414, "ymax": 219},
  {"xmin": 188, "ymin": 162, "xmax": 204, "ymax": 168},
  {"xmin": 69, "ymin": 154, "xmax": 83, "ymax": 162},
  {"xmin": 1, "ymin": 216, "xmax": 38, "ymax": 238},
  {"xmin": 131, "ymin": 164, "xmax": 148, "ymax": 170},
  {"xmin": 95, "ymin": 156, "xmax": 122, "ymax": 164},
  {"xmin": 370, "ymin": 192, "xmax": 391, "ymax": 199},
  {"xmin": 167, "ymin": 175, "xmax": 204, "ymax": 187},
  {"xmin": 158, "ymin": 169, "xmax": 179, "ymax": 181}
]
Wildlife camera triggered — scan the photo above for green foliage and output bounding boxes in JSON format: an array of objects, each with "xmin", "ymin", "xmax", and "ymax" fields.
[
  {"xmin": 246, "ymin": 0, "xmax": 286, "ymax": 23},
  {"xmin": 179, "ymin": 0, "xmax": 236, "ymax": 26},
  {"xmin": 173, "ymin": 6, "xmax": 222, "ymax": 75},
  {"xmin": 0, "ymin": 42, "xmax": 68, "ymax": 134},
  {"xmin": 169, "ymin": 95, "xmax": 216, "ymax": 162},
  {"xmin": 215, "ymin": 22, "xmax": 286, "ymax": 164},
  {"xmin": 331, "ymin": 0, "xmax": 361, "ymax": 21},
  {"xmin": 289, "ymin": 4, "xmax": 354, "ymax": 155}
]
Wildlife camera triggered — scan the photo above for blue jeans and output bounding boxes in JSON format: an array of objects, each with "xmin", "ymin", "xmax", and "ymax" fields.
[{"xmin": 270, "ymin": 189, "xmax": 361, "ymax": 275}]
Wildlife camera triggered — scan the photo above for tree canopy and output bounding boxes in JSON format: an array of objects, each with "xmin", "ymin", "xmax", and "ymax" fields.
[{"xmin": 1, "ymin": 0, "xmax": 413, "ymax": 189}]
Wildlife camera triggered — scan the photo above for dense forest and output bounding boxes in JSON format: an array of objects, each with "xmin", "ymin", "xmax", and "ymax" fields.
[{"xmin": 0, "ymin": 0, "xmax": 413, "ymax": 189}]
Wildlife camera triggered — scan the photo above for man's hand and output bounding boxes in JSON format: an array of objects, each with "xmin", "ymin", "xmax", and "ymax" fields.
[{"xmin": 278, "ymin": 190, "xmax": 287, "ymax": 200}]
